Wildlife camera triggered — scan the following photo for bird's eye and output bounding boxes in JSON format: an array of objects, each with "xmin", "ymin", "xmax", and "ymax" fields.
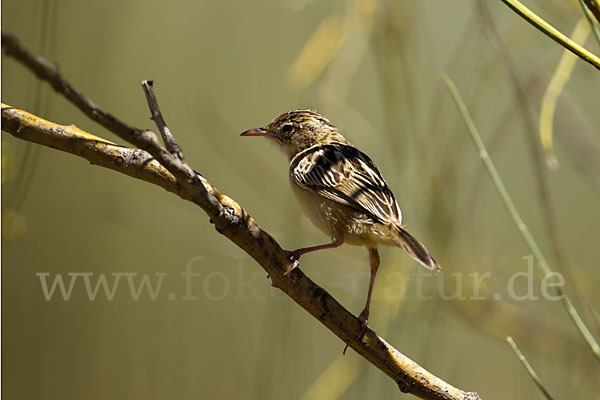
[{"xmin": 281, "ymin": 124, "xmax": 293, "ymax": 134}]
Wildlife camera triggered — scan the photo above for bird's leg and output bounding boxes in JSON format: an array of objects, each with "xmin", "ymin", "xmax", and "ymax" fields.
[
  {"xmin": 343, "ymin": 246, "xmax": 379, "ymax": 354},
  {"xmin": 359, "ymin": 247, "xmax": 380, "ymax": 332},
  {"xmin": 283, "ymin": 235, "xmax": 343, "ymax": 275}
]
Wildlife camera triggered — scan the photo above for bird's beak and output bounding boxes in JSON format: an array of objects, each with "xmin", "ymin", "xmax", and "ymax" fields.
[{"xmin": 240, "ymin": 127, "xmax": 268, "ymax": 137}]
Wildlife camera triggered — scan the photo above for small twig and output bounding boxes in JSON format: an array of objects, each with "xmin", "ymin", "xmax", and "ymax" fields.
[
  {"xmin": 443, "ymin": 74, "xmax": 600, "ymax": 360},
  {"xmin": 497, "ymin": 0, "xmax": 600, "ymax": 70},
  {"xmin": 141, "ymin": 80, "xmax": 185, "ymax": 162},
  {"xmin": 506, "ymin": 337, "xmax": 554, "ymax": 400}
]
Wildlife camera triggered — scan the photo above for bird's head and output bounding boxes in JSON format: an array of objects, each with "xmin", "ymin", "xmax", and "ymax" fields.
[{"xmin": 241, "ymin": 109, "xmax": 348, "ymax": 159}]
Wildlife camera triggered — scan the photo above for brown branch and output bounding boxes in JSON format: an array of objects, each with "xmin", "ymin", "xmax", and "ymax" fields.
[
  {"xmin": 0, "ymin": 104, "xmax": 179, "ymax": 193},
  {"xmin": 1, "ymin": 31, "xmax": 482, "ymax": 400}
]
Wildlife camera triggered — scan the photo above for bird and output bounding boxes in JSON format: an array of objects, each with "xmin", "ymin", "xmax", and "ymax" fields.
[{"xmin": 241, "ymin": 109, "xmax": 440, "ymax": 343}]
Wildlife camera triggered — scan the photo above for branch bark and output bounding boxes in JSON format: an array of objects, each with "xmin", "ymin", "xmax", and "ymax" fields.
[{"xmin": 1, "ymin": 31, "xmax": 482, "ymax": 400}]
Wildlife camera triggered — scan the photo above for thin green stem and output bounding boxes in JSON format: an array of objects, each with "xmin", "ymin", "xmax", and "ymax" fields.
[
  {"xmin": 506, "ymin": 337, "xmax": 554, "ymax": 400},
  {"xmin": 579, "ymin": 0, "xmax": 600, "ymax": 46},
  {"xmin": 583, "ymin": 0, "xmax": 600, "ymax": 26},
  {"xmin": 498, "ymin": 0, "xmax": 600, "ymax": 70},
  {"xmin": 539, "ymin": 18, "xmax": 590, "ymax": 169},
  {"xmin": 442, "ymin": 74, "xmax": 600, "ymax": 360}
]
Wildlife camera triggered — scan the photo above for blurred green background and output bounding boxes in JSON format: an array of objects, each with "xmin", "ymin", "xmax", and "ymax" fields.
[{"xmin": 2, "ymin": 1, "xmax": 600, "ymax": 399}]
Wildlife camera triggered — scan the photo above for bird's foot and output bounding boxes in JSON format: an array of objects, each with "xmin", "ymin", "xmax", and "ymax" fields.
[
  {"xmin": 343, "ymin": 310, "xmax": 369, "ymax": 354},
  {"xmin": 283, "ymin": 250, "xmax": 301, "ymax": 276},
  {"xmin": 357, "ymin": 310, "xmax": 369, "ymax": 341}
]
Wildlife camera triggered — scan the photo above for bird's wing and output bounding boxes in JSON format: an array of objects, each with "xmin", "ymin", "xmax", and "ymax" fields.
[{"xmin": 291, "ymin": 143, "xmax": 402, "ymax": 223}]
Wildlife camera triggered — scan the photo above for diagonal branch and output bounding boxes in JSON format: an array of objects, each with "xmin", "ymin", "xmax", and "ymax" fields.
[
  {"xmin": 1, "ymin": 31, "xmax": 482, "ymax": 400},
  {"xmin": 0, "ymin": 103, "xmax": 179, "ymax": 194}
]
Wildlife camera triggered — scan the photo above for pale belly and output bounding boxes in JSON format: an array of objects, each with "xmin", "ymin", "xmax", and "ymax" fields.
[{"xmin": 289, "ymin": 179, "xmax": 397, "ymax": 247}]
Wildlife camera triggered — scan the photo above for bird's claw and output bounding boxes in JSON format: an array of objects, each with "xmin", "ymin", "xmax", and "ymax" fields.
[
  {"xmin": 357, "ymin": 313, "xmax": 369, "ymax": 341},
  {"xmin": 343, "ymin": 311, "xmax": 370, "ymax": 354}
]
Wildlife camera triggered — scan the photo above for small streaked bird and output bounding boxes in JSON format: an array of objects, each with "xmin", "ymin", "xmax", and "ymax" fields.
[{"xmin": 241, "ymin": 110, "xmax": 440, "ymax": 341}]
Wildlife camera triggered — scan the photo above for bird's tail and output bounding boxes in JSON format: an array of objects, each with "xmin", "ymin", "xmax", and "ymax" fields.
[{"xmin": 393, "ymin": 226, "xmax": 441, "ymax": 271}]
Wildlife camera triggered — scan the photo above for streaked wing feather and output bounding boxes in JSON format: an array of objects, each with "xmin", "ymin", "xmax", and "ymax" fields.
[{"xmin": 291, "ymin": 144, "xmax": 402, "ymax": 223}]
